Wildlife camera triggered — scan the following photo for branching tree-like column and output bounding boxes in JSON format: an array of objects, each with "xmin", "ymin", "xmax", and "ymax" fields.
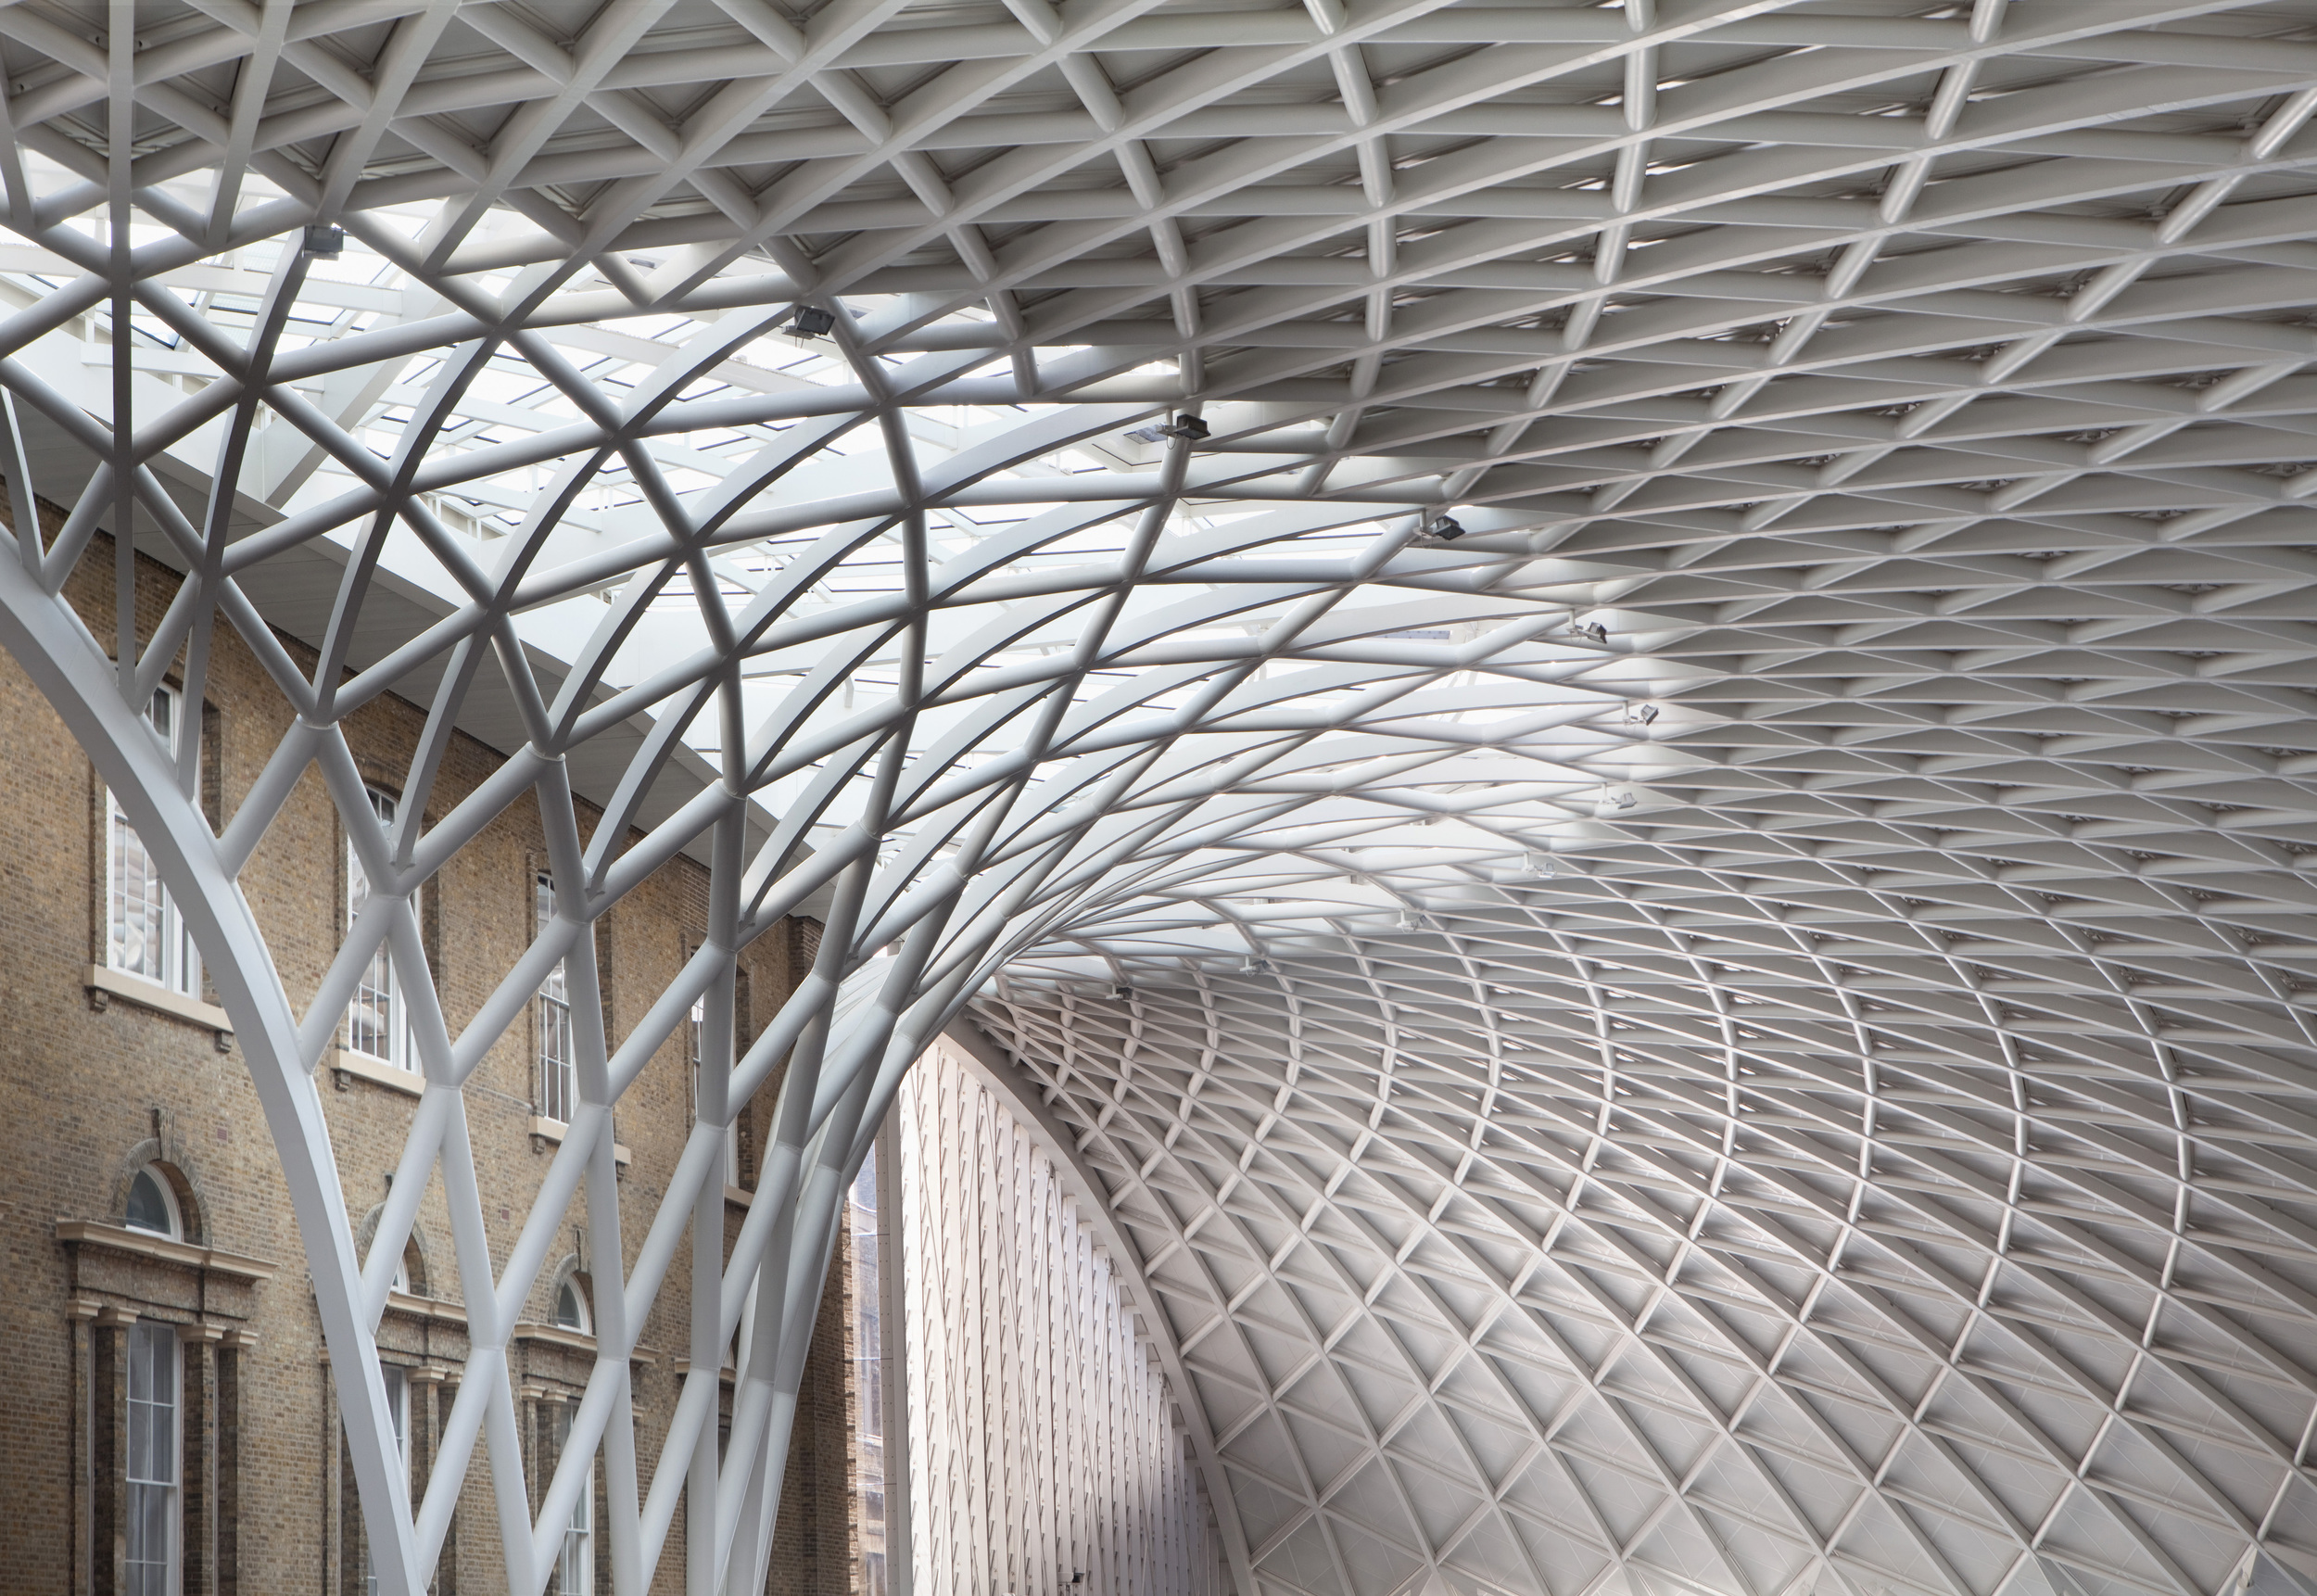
[
  {"xmin": 0, "ymin": 244, "xmax": 1254, "ymax": 1588},
  {"xmin": 0, "ymin": 161, "xmax": 1429, "ymax": 1583},
  {"xmin": 9, "ymin": 6, "xmax": 2312, "ymax": 1596},
  {"xmin": 0, "ymin": 236, "xmax": 1271, "ymax": 1586}
]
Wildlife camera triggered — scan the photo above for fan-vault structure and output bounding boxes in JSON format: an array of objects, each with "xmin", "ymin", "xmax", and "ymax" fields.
[{"xmin": 0, "ymin": 1, "xmax": 2312, "ymax": 1595}]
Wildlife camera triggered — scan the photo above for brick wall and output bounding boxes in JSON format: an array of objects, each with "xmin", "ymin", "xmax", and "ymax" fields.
[
  {"xmin": 768, "ymin": 1219, "xmax": 861, "ymax": 1596},
  {"xmin": 0, "ymin": 526, "xmax": 863, "ymax": 1595}
]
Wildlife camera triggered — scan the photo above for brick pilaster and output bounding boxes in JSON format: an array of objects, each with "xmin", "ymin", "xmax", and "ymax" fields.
[
  {"xmin": 182, "ymin": 1323, "xmax": 225, "ymax": 1596},
  {"xmin": 218, "ymin": 1332, "xmax": 247, "ymax": 1596},
  {"xmin": 89, "ymin": 1307, "xmax": 135, "ymax": 1596}
]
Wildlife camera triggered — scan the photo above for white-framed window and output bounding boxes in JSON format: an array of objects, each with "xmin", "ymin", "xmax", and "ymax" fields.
[
  {"xmin": 538, "ymin": 873, "xmax": 575, "ymax": 1123},
  {"xmin": 690, "ymin": 996, "xmax": 740, "ymax": 1186},
  {"xmin": 346, "ymin": 787, "xmax": 417, "ymax": 1070},
  {"xmin": 386, "ymin": 1366, "xmax": 408, "ymax": 1458},
  {"xmin": 554, "ymin": 1274, "xmax": 590, "ymax": 1335},
  {"xmin": 108, "ymin": 685, "xmax": 200, "ymax": 997},
  {"xmin": 558, "ymin": 1436, "xmax": 593, "ymax": 1593},
  {"xmin": 552, "ymin": 1401, "xmax": 593, "ymax": 1596},
  {"xmin": 538, "ymin": 1389, "xmax": 598, "ymax": 1593},
  {"xmin": 124, "ymin": 1167, "xmax": 182, "ymax": 1239},
  {"xmin": 359, "ymin": 1365, "xmax": 410, "ymax": 1596},
  {"xmin": 125, "ymin": 1320, "xmax": 179, "ymax": 1596}
]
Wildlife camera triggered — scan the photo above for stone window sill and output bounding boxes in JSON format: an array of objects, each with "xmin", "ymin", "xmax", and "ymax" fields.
[
  {"xmin": 513, "ymin": 1321, "xmax": 658, "ymax": 1374},
  {"xmin": 332, "ymin": 1049, "xmax": 424, "ymax": 1096},
  {"xmin": 86, "ymin": 965, "xmax": 233, "ymax": 1047},
  {"xmin": 57, "ymin": 1219, "xmax": 275, "ymax": 1284},
  {"xmin": 513, "ymin": 1320, "xmax": 596, "ymax": 1353},
  {"xmin": 528, "ymin": 1114, "xmax": 633, "ymax": 1168},
  {"xmin": 386, "ymin": 1288, "xmax": 464, "ymax": 1325},
  {"xmin": 668, "ymin": 1354, "xmax": 738, "ymax": 1383}
]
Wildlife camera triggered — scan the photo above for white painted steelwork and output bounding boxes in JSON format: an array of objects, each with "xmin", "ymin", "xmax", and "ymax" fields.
[{"xmin": 0, "ymin": 4, "xmax": 2308, "ymax": 1596}]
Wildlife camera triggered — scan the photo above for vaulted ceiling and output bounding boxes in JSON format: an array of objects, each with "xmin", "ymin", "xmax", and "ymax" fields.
[
  {"xmin": 5, "ymin": 3, "xmax": 2316, "ymax": 1596},
  {"xmin": 974, "ymin": 931, "xmax": 2317, "ymax": 1596}
]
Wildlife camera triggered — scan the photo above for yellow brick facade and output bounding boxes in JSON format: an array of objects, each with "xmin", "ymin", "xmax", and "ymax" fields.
[{"xmin": 0, "ymin": 530, "xmax": 866, "ymax": 1596}]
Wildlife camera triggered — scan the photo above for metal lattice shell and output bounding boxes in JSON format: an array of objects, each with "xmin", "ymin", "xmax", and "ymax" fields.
[{"xmin": 0, "ymin": 3, "xmax": 2310, "ymax": 1595}]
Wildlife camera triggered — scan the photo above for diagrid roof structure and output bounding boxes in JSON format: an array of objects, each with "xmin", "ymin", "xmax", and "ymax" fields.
[{"xmin": 0, "ymin": 2, "xmax": 2312, "ymax": 1595}]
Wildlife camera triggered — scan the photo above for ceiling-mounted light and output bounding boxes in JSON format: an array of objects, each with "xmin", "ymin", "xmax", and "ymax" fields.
[
  {"xmin": 302, "ymin": 223, "xmax": 343, "ymax": 257},
  {"xmin": 1608, "ymin": 790, "xmax": 1638, "ymax": 811},
  {"xmin": 1430, "ymin": 515, "xmax": 1465, "ymax": 540},
  {"xmin": 1568, "ymin": 614, "xmax": 1608, "ymax": 644},
  {"xmin": 1627, "ymin": 703, "xmax": 1659, "ymax": 726},
  {"xmin": 791, "ymin": 305, "xmax": 838, "ymax": 336},
  {"xmin": 1126, "ymin": 413, "xmax": 1210, "ymax": 446},
  {"xmin": 1523, "ymin": 851, "xmax": 1555, "ymax": 879}
]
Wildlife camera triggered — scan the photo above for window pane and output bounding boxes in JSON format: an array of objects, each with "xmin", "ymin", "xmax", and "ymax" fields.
[
  {"xmin": 555, "ymin": 1279, "xmax": 591, "ymax": 1333},
  {"xmin": 127, "ymin": 1399, "xmax": 150, "ymax": 1481},
  {"xmin": 348, "ymin": 788, "xmax": 416, "ymax": 1069},
  {"xmin": 108, "ymin": 688, "xmax": 198, "ymax": 996},
  {"xmin": 138, "ymin": 1484, "xmax": 170, "ymax": 1561},
  {"xmin": 124, "ymin": 1323, "xmax": 177, "ymax": 1593},
  {"xmin": 109, "ymin": 804, "xmax": 167, "ymax": 982},
  {"xmin": 125, "ymin": 1169, "xmax": 173, "ymax": 1236},
  {"xmin": 147, "ymin": 1326, "xmax": 174, "ymax": 1408},
  {"xmin": 538, "ymin": 874, "xmax": 574, "ymax": 1121},
  {"xmin": 128, "ymin": 1323, "xmax": 151, "ymax": 1403},
  {"xmin": 537, "ymin": 875, "xmax": 566, "ymax": 1003},
  {"xmin": 385, "ymin": 1365, "xmax": 408, "ymax": 1458},
  {"xmin": 552, "ymin": 1401, "xmax": 592, "ymax": 1596}
]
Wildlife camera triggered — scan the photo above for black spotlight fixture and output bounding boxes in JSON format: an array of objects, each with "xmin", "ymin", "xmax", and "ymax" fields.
[
  {"xmin": 1158, "ymin": 413, "xmax": 1210, "ymax": 441},
  {"xmin": 792, "ymin": 305, "xmax": 838, "ymax": 336},
  {"xmin": 1429, "ymin": 515, "xmax": 1464, "ymax": 539},
  {"xmin": 302, "ymin": 223, "xmax": 344, "ymax": 258}
]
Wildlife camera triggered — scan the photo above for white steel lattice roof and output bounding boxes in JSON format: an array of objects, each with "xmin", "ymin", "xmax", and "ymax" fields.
[{"xmin": 2, "ymin": 2, "xmax": 2316, "ymax": 1595}]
